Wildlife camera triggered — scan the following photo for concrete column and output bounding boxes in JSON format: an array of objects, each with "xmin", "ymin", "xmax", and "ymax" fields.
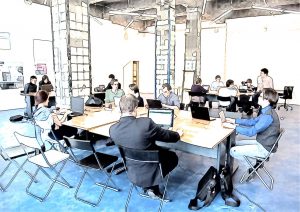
[
  {"xmin": 155, "ymin": 0, "xmax": 175, "ymax": 97},
  {"xmin": 51, "ymin": 0, "xmax": 91, "ymax": 106},
  {"xmin": 184, "ymin": 8, "xmax": 201, "ymax": 80}
]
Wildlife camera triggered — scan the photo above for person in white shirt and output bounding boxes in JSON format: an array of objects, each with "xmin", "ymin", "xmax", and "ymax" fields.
[
  {"xmin": 218, "ymin": 79, "xmax": 238, "ymax": 112},
  {"xmin": 210, "ymin": 75, "xmax": 224, "ymax": 91}
]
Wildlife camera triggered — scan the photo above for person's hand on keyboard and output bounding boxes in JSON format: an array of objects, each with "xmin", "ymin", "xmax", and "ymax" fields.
[
  {"xmin": 225, "ymin": 118, "xmax": 235, "ymax": 124},
  {"xmin": 176, "ymin": 128, "xmax": 184, "ymax": 137}
]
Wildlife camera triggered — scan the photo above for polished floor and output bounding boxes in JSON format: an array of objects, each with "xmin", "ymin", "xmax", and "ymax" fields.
[{"xmin": 0, "ymin": 106, "xmax": 300, "ymax": 212}]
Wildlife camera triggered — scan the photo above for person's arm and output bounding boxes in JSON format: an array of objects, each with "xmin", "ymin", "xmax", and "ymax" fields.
[
  {"xmin": 104, "ymin": 90, "xmax": 113, "ymax": 104},
  {"xmin": 236, "ymin": 114, "xmax": 273, "ymax": 137},
  {"xmin": 161, "ymin": 104, "xmax": 179, "ymax": 110},
  {"xmin": 148, "ymin": 119, "xmax": 180, "ymax": 143},
  {"xmin": 52, "ymin": 110, "xmax": 71, "ymax": 127}
]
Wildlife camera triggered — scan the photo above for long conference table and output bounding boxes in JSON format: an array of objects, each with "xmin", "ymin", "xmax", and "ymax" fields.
[{"xmin": 64, "ymin": 107, "xmax": 236, "ymax": 172}]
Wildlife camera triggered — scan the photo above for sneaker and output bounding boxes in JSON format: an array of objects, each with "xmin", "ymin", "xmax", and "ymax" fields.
[{"xmin": 144, "ymin": 189, "xmax": 170, "ymax": 202}]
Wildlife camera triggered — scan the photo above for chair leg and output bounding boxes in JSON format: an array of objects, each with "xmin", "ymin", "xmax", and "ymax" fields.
[
  {"xmin": 240, "ymin": 156, "xmax": 274, "ymax": 190},
  {"xmin": 125, "ymin": 184, "xmax": 134, "ymax": 212},
  {"xmin": 95, "ymin": 162, "xmax": 120, "ymax": 192},
  {"xmin": 39, "ymin": 164, "xmax": 72, "ymax": 188},
  {"xmin": 159, "ymin": 173, "xmax": 171, "ymax": 212},
  {"xmin": 26, "ymin": 160, "xmax": 69, "ymax": 202}
]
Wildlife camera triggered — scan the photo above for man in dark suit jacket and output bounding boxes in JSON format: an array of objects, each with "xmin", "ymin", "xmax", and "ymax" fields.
[{"xmin": 110, "ymin": 94, "xmax": 183, "ymax": 199}]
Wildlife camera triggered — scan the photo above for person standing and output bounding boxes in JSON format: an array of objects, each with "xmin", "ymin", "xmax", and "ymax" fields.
[
  {"xmin": 253, "ymin": 68, "xmax": 274, "ymax": 108},
  {"xmin": 38, "ymin": 75, "xmax": 52, "ymax": 90},
  {"xmin": 24, "ymin": 75, "xmax": 37, "ymax": 117}
]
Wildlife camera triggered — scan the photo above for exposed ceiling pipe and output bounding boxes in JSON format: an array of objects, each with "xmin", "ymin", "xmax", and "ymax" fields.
[
  {"xmin": 109, "ymin": 11, "xmax": 157, "ymax": 18},
  {"xmin": 252, "ymin": 6, "xmax": 300, "ymax": 14},
  {"xmin": 212, "ymin": 9, "xmax": 233, "ymax": 22},
  {"xmin": 124, "ymin": 19, "xmax": 134, "ymax": 30},
  {"xmin": 201, "ymin": 0, "xmax": 207, "ymax": 15}
]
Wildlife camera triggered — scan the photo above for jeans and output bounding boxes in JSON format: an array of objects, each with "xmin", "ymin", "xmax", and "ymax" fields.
[{"xmin": 230, "ymin": 139, "xmax": 269, "ymax": 165}]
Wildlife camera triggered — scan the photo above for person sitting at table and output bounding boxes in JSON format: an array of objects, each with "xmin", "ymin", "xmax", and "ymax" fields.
[
  {"xmin": 157, "ymin": 83, "xmax": 180, "ymax": 110},
  {"xmin": 104, "ymin": 79, "xmax": 125, "ymax": 107},
  {"xmin": 218, "ymin": 79, "xmax": 238, "ymax": 112},
  {"xmin": 210, "ymin": 75, "xmax": 224, "ymax": 91},
  {"xmin": 190, "ymin": 78, "xmax": 208, "ymax": 106},
  {"xmin": 128, "ymin": 83, "xmax": 144, "ymax": 107},
  {"xmin": 24, "ymin": 75, "xmax": 37, "ymax": 117},
  {"xmin": 33, "ymin": 90, "xmax": 78, "ymax": 142},
  {"xmin": 104, "ymin": 74, "xmax": 121, "ymax": 91},
  {"xmin": 110, "ymin": 94, "xmax": 183, "ymax": 199},
  {"xmin": 245, "ymin": 78, "xmax": 256, "ymax": 93},
  {"xmin": 38, "ymin": 75, "xmax": 52, "ymax": 90},
  {"xmin": 228, "ymin": 88, "xmax": 280, "ymax": 180}
]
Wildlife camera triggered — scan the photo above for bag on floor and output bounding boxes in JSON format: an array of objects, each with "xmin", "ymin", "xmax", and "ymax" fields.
[
  {"xmin": 219, "ymin": 166, "xmax": 240, "ymax": 207},
  {"xmin": 188, "ymin": 166, "xmax": 220, "ymax": 210},
  {"xmin": 85, "ymin": 95, "xmax": 103, "ymax": 107},
  {"xmin": 9, "ymin": 115, "xmax": 23, "ymax": 122}
]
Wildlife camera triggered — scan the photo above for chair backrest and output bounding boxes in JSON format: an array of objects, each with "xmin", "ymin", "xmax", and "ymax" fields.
[
  {"xmin": 14, "ymin": 132, "xmax": 41, "ymax": 150},
  {"xmin": 63, "ymin": 136, "xmax": 95, "ymax": 152},
  {"xmin": 283, "ymin": 86, "xmax": 293, "ymax": 99},
  {"xmin": 118, "ymin": 145, "xmax": 159, "ymax": 164},
  {"xmin": 266, "ymin": 128, "xmax": 285, "ymax": 157}
]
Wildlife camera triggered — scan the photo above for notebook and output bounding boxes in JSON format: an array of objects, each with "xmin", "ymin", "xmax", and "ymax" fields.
[
  {"xmin": 191, "ymin": 106, "xmax": 216, "ymax": 121},
  {"xmin": 69, "ymin": 96, "xmax": 84, "ymax": 117},
  {"xmin": 41, "ymin": 84, "xmax": 53, "ymax": 92},
  {"xmin": 146, "ymin": 99, "xmax": 163, "ymax": 109},
  {"xmin": 148, "ymin": 108, "xmax": 174, "ymax": 130},
  {"xmin": 202, "ymin": 85, "xmax": 210, "ymax": 91},
  {"xmin": 219, "ymin": 110, "xmax": 236, "ymax": 129}
]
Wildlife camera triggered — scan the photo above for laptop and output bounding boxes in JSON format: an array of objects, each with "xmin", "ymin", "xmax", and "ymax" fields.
[
  {"xmin": 69, "ymin": 96, "xmax": 84, "ymax": 117},
  {"xmin": 202, "ymin": 85, "xmax": 210, "ymax": 91},
  {"xmin": 41, "ymin": 84, "xmax": 53, "ymax": 92},
  {"xmin": 239, "ymin": 85, "xmax": 247, "ymax": 93},
  {"xmin": 148, "ymin": 108, "xmax": 174, "ymax": 130},
  {"xmin": 146, "ymin": 99, "xmax": 163, "ymax": 109},
  {"xmin": 191, "ymin": 106, "xmax": 216, "ymax": 121},
  {"xmin": 219, "ymin": 110, "xmax": 236, "ymax": 129}
]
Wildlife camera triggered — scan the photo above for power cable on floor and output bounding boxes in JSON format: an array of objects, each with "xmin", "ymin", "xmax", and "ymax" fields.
[{"xmin": 234, "ymin": 188, "xmax": 266, "ymax": 212}]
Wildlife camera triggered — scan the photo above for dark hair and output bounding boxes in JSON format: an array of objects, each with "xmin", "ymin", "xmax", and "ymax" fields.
[
  {"xmin": 215, "ymin": 75, "xmax": 221, "ymax": 80},
  {"xmin": 246, "ymin": 78, "xmax": 252, "ymax": 83},
  {"xmin": 261, "ymin": 68, "xmax": 269, "ymax": 75},
  {"xmin": 263, "ymin": 88, "xmax": 278, "ymax": 106},
  {"xmin": 226, "ymin": 79, "xmax": 234, "ymax": 87},
  {"xmin": 119, "ymin": 94, "xmax": 139, "ymax": 113},
  {"xmin": 110, "ymin": 79, "xmax": 118, "ymax": 85},
  {"xmin": 42, "ymin": 75, "xmax": 50, "ymax": 82},
  {"xmin": 30, "ymin": 75, "xmax": 37, "ymax": 80},
  {"xmin": 108, "ymin": 74, "xmax": 115, "ymax": 79},
  {"xmin": 35, "ymin": 90, "xmax": 49, "ymax": 105},
  {"xmin": 195, "ymin": 78, "xmax": 202, "ymax": 84},
  {"xmin": 129, "ymin": 84, "xmax": 140, "ymax": 94},
  {"xmin": 162, "ymin": 83, "xmax": 172, "ymax": 91}
]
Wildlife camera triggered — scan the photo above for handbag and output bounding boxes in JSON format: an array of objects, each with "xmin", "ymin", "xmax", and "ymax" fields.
[
  {"xmin": 85, "ymin": 95, "xmax": 103, "ymax": 107},
  {"xmin": 188, "ymin": 166, "xmax": 220, "ymax": 210},
  {"xmin": 219, "ymin": 166, "xmax": 240, "ymax": 207}
]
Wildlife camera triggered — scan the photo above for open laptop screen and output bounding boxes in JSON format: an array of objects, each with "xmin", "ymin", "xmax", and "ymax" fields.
[
  {"xmin": 148, "ymin": 108, "xmax": 174, "ymax": 128},
  {"xmin": 71, "ymin": 96, "xmax": 84, "ymax": 114}
]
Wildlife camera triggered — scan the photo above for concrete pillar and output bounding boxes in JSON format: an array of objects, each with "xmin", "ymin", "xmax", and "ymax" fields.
[
  {"xmin": 155, "ymin": 0, "xmax": 175, "ymax": 97},
  {"xmin": 51, "ymin": 0, "xmax": 91, "ymax": 106},
  {"xmin": 184, "ymin": 8, "xmax": 201, "ymax": 80}
]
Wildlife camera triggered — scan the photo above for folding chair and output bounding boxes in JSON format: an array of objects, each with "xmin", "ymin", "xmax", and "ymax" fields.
[
  {"xmin": 117, "ymin": 145, "xmax": 172, "ymax": 212},
  {"xmin": 240, "ymin": 128, "xmax": 285, "ymax": 190},
  {"xmin": 14, "ymin": 131, "xmax": 72, "ymax": 202},
  {"xmin": 0, "ymin": 144, "xmax": 36, "ymax": 191},
  {"xmin": 63, "ymin": 136, "xmax": 120, "ymax": 207}
]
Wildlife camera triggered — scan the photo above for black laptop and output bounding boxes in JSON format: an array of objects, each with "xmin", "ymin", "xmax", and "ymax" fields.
[
  {"xmin": 191, "ymin": 106, "xmax": 216, "ymax": 121},
  {"xmin": 146, "ymin": 99, "xmax": 163, "ymax": 109},
  {"xmin": 148, "ymin": 108, "xmax": 174, "ymax": 129},
  {"xmin": 69, "ymin": 96, "xmax": 84, "ymax": 117}
]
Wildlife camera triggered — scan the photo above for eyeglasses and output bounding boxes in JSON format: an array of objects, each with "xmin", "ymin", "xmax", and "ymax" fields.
[{"xmin": 113, "ymin": 83, "xmax": 118, "ymax": 86}]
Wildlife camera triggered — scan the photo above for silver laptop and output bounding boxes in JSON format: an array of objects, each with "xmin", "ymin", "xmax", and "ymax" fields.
[
  {"xmin": 41, "ymin": 84, "xmax": 53, "ymax": 92},
  {"xmin": 148, "ymin": 108, "xmax": 174, "ymax": 130},
  {"xmin": 69, "ymin": 96, "xmax": 84, "ymax": 117}
]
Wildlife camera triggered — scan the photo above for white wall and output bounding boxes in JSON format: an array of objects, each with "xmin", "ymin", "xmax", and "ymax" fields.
[
  {"xmin": 0, "ymin": 0, "xmax": 53, "ymax": 86},
  {"xmin": 90, "ymin": 19, "xmax": 155, "ymax": 94}
]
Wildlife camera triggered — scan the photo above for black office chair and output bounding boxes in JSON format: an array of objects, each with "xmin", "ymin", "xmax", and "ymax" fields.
[
  {"xmin": 188, "ymin": 91, "xmax": 207, "ymax": 107},
  {"xmin": 63, "ymin": 136, "xmax": 119, "ymax": 207},
  {"xmin": 117, "ymin": 145, "xmax": 172, "ymax": 212},
  {"xmin": 278, "ymin": 86, "xmax": 294, "ymax": 111},
  {"xmin": 240, "ymin": 128, "xmax": 285, "ymax": 190}
]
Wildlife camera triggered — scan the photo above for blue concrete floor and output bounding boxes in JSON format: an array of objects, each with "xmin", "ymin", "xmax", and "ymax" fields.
[{"xmin": 0, "ymin": 106, "xmax": 300, "ymax": 212}]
